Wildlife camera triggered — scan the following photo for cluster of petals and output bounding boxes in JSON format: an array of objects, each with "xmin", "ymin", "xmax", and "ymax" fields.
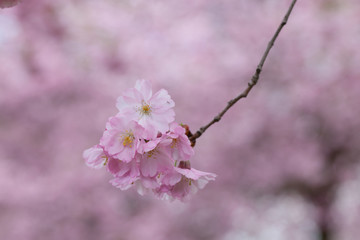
[{"xmin": 83, "ymin": 80, "xmax": 216, "ymax": 201}]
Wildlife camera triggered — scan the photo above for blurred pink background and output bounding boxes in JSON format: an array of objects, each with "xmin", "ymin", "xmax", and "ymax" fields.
[{"xmin": 1, "ymin": 0, "xmax": 360, "ymax": 239}]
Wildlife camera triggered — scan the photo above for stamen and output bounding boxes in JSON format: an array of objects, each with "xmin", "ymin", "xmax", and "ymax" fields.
[
  {"xmin": 184, "ymin": 177, "xmax": 192, "ymax": 186},
  {"xmin": 123, "ymin": 135, "xmax": 133, "ymax": 147},
  {"xmin": 147, "ymin": 149, "xmax": 156, "ymax": 158},
  {"xmin": 102, "ymin": 155, "xmax": 109, "ymax": 166},
  {"xmin": 121, "ymin": 130, "xmax": 135, "ymax": 147},
  {"xmin": 137, "ymin": 101, "xmax": 152, "ymax": 117},
  {"xmin": 171, "ymin": 139, "xmax": 177, "ymax": 149},
  {"xmin": 146, "ymin": 147, "xmax": 160, "ymax": 159},
  {"xmin": 142, "ymin": 104, "xmax": 151, "ymax": 114}
]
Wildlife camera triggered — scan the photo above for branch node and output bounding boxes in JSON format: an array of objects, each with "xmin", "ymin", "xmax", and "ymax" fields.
[
  {"xmin": 256, "ymin": 67, "xmax": 261, "ymax": 74},
  {"xmin": 214, "ymin": 116, "xmax": 221, "ymax": 122},
  {"xmin": 250, "ymin": 75, "xmax": 258, "ymax": 86}
]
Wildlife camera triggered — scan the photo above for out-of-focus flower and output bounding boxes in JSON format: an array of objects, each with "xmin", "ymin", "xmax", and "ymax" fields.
[
  {"xmin": 0, "ymin": 0, "xmax": 21, "ymax": 9},
  {"xmin": 116, "ymin": 80, "xmax": 175, "ymax": 139}
]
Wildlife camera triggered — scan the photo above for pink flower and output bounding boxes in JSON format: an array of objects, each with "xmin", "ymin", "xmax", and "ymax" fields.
[
  {"xmin": 139, "ymin": 138, "xmax": 174, "ymax": 178},
  {"xmin": 135, "ymin": 175, "xmax": 161, "ymax": 196},
  {"xmin": 107, "ymin": 156, "xmax": 140, "ymax": 190},
  {"xmin": 153, "ymin": 184, "xmax": 174, "ymax": 201},
  {"xmin": 110, "ymin": 177, "xmax": 137, "ymax": 191},
  {"xmin": 84, "ymin": 80, "xmax": 216, "ymax": 201},
  {"xmin": 153, "ymin": 168, "xmax": 183, "ymax": 200},
  {"xmin": 100, "ymin": 117, "xmax": 144, "ymax": 163},
  {"xmin": 165, "ymin": 122, "xmax": 194, "ymax": 161},
  {"xmin": 116, "ymin": 80, "xmax": 175, "ymax": 139},
  {"xmin": 83, "ymin": 145, "xmax": 108, "ymax": 169},
  {"xmin": 0, "ymin": 0, "xmax": 21, "ymax": 8},
  {"xmin": 159, "ymin": 169, "xmax": 182, "ymax": 186},
  {"xmin": 169, "ymin": 165, "xmax": 216, "ymax": 201},
  {"xmin": 106, "ymin": 155, "xmax": 139, "ymax": 177}
]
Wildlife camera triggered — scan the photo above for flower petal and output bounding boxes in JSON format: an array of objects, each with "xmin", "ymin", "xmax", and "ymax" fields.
[{"xmin": 135, "ymin": 79, "xmax": 153, "ymax": 102}]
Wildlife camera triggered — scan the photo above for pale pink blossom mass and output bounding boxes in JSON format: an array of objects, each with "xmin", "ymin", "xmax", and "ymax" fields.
[
  {"xmin": 0, "ymin": 0, "xmax": 20, "ymax": 8},
  {"xmin": 84, "ymin": 79, "xmax": 216, "ymax": 201}
]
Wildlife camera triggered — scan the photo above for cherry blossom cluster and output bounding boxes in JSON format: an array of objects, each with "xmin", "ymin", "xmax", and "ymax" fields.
[{"xmin": 83, "ymin": 80, "xmax": 216, "ymax": 201}]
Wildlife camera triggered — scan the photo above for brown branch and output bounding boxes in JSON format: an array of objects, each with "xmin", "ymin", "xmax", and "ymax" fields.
[{"xmin": 189, "ymin": 0, "xmax": 297, "ymax": 145}]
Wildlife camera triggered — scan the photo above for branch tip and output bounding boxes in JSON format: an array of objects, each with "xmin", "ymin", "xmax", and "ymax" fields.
[{"xmin": 190, "ymin": 0, "xmax": 297, "ymax": 143}]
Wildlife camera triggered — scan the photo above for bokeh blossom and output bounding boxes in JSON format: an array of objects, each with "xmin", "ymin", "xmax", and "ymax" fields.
[
  {"xmin": 2, "ymin": 1, "xmax": 360, "ymax": 239},
  {"xmin": 0, "ymin": 0, "xmax": 21, "ymax": 8}
]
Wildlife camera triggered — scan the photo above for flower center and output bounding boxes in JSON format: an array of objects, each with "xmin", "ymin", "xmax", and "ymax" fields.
[
  {"xmin": 102, "ymin": 155, "xmax": 109, "ymax": 166},
  {"xmin": 171, "ymin": 139, "xmax": 177, "ymax": 149},
  {"xmin": 146, "ymin": 148, "xmax": 158, "ymax": 159},
  {"xmin": 121, "ymin": 131, "xmax": 135, "ymax": 147},
  {"xmin": 138, "ymin": 102, "xmax": 152, "ymax": 117},
  {"xmin": 142, "ymin": 104, "xmax": 151, "ymax": 114}
]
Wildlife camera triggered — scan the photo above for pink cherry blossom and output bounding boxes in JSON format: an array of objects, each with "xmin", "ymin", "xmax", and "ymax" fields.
[
  {"xmin": 82, "ymin": 144, "xmax": 108, "ymax": 169},
  {"xmin": 169, "ymin": 165, "xmax": 216, "ymax": 201},
  {"xmin": 139, "ymin": 137, "xmax": 174, "ymax": 178},
  {"xmin": 83, "ymin": 80, "xmax": 216, "ymax": 201},
  {"xmin": 154, "ymin": 184, "xmax": 174, "ymax": 201},
  {"xmin": 4, "ymin": 0, "xmax": 360, "ymax": 237},
  {"xmin": 106, "ymin": 155, "xmax": 139, "ymax": 177},
  {"xmin": 135, "ymin": 176, "xmax": 160, "ymax": 196},
  {"xmin": 159, "ymin": 169, "xmax": 182, "ymax": 186},
  {"xmin": 152, "ymin": 161, "xmax": 216, "ymax": 201},
  {"xmin": 107, "ymin": 156, "xmax": 140, "ymax": 190},
  {"xmin": 110, "ymin": 177, "xmax": 137, "ymax": 191},
  {"xmin": 165, "ymin": 122, "xmax": 194, "ymax": 161},
  {"xmin": 116, "ymin": 80, "xmax": 175, "ymax": 139},
  {"xmin": 100, "ymin": 117, "xmax": 143, "ymax": 162}
]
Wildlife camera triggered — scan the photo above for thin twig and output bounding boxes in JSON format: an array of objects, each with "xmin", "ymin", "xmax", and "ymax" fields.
[{"xmin": 189, "ymin": 0, "xmax": 297, "ymax": 145}]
